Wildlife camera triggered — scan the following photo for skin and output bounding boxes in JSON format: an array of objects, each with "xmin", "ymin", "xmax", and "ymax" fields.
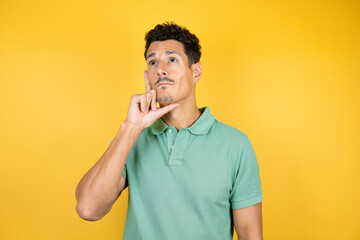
[
  {"xmin": 76, "ymin": 39, "xmax": 262, "ymax": 240},
  {"xmin": 233, "ymin": 202, "xmax": 263, "ymax": 240}
]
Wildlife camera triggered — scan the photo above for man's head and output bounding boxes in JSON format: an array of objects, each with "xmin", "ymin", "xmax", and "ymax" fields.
[
  {"xmin": 144, "ymin": 22, "xmax": 201, "ymax": 67},
  {"xmin": 144, "ymin": 22, "xmax": 202, "ymax": 106}
]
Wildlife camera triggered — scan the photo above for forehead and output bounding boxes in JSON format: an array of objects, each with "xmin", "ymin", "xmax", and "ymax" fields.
[{"xmin": 146, "ymin": 40, "xmax": 185, "ymax": 58}]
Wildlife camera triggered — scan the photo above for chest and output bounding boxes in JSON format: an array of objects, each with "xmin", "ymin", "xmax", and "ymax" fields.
[{"xmin": 126, "ymin": 133, "xmax": 236, "ymax": 205}]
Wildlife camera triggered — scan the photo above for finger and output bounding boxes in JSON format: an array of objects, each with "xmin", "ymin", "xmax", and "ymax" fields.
[
  {"xmin": 131, "ymin": 94, "xmax": 141, "ymax": 106},
  {"xmin": 150, "ymin": 90, "xmax": 157, "ymax": 110},
  {"xmin": 144, "ymin": 70, "xmax": 151, "ymax": 92},
  {"xmin": 140, "ymin": 95, "xmax": 147, "ymax": 112},
  {"xmin": 156, "ymin": 103, "xmax": 180, "ymax": 117},
  {"xmin": 145, "ymin": 93, "xmax": 152, "ymax": 113}
]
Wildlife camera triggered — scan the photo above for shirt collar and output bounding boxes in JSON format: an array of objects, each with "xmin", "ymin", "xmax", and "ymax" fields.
[{"xmin": 150, "ymin": 106, "xmax": 215, "ymax": 135}]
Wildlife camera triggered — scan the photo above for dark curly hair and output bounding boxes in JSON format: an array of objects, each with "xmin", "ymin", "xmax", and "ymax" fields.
[{"xmin": 144, "ymin": 22, "xmax": 201, "ymax": 67}]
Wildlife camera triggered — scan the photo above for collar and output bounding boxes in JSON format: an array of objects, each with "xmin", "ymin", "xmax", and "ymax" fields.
[{"xmin": 150, "ymin": 106, "xmax": 215, "ymax": 135}]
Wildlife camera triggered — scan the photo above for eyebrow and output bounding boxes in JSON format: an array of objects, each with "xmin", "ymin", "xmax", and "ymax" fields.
[{"xmin": 146, "ymin": 51, "xmax": 181, "ymax": 59}]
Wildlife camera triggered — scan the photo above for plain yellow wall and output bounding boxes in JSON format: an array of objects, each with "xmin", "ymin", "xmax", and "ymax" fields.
[{"xmin": 0, "ymin": 0, "xmax": 359, "ymax": 239}]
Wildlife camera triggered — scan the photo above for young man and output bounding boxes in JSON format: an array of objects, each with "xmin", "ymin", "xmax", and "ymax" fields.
[{"xmin": 76, "ymin": 22, "xmax": 263, "ymax": 240}]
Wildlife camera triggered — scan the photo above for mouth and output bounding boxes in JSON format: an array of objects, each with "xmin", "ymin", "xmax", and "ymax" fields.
[{"xmin": 156, "ymin": 82, "xmax": 173, "ymax": 88}]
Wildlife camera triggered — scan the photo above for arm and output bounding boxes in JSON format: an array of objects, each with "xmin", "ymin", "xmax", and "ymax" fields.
[
  {"xmin": 75, "ymin": 71, "xmax": 179, "ymax": 221},
  {"xmin": 75, "ymin": 122, "xmax": 142, "ymax": 221},
  {"xmin": 233, "ymin": 202, "xmax": 263, "ymax": 240}
]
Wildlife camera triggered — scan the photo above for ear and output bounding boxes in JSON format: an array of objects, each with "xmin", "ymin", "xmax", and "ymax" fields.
[{"xmin": 192, "ymin": 62, "xmax": 202, "ymax": 83}]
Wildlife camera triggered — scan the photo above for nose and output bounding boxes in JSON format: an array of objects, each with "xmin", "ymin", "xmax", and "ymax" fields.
[{"xmin": 156, "ymin": 61, "xmax": 168, "ymax": 77}]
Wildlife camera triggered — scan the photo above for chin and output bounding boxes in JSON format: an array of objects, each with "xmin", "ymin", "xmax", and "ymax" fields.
[{"xmin": 157, "ymin": 95, "xmax": 175, "ymax": 106}]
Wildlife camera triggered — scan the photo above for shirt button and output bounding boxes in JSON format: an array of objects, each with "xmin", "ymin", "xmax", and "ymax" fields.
[
  {"xmin": 171, "ymin": 146, "xmax": 174, "ymax": 150},
  {"xmin": 168, "ymin": 129, "xmax": 172, "ymax": 133}
]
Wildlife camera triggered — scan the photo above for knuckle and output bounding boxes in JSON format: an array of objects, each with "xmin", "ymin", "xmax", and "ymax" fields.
[{"xmin": 131, "ymin": 94, "xmax": 139, "ymax": 100}]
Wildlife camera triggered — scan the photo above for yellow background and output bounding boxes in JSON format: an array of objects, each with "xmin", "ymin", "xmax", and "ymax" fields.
[{"xmin": 0, "ymin": 0, "xmax": 359, "ymax": 239}]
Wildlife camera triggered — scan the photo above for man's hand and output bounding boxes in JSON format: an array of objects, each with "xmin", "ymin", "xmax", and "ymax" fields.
[{"xmin": 125, "ymin": 70, "xmax": 179, "ymax": 130}]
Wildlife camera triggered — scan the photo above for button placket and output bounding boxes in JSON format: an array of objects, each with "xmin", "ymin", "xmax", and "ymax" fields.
[
  {"xmin": 168, "ymin": 129, "xmax": 190, "ymax": 166},
  {"xmin": 167, "ymin": 127, "xmax": 176, "ymax": 153}
]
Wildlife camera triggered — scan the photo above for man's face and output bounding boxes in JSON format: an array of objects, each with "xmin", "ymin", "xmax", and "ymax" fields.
[{"xmin": 145, "ymin": 39, "xmax": 197, "ymax": 106}]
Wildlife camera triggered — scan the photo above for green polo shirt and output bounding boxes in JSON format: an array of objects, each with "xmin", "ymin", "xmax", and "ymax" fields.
[{"xmin": 109, "ymin": 106, "xmax": 263, "ymax": 240}]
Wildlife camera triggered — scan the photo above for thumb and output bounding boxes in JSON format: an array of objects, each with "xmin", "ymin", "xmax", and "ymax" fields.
[{"xmin": 156, "ymin": 103, "xmax": 180, "ymax": 118}]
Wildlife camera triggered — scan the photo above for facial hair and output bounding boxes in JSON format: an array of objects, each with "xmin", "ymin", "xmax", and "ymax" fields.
[
  {"xmin": 156, "ymin": 77, "xmax": 175, "ymax": 106},
  {"xmin": 157, "ymin": 95, "xmax": 174, "ymax": 105}
]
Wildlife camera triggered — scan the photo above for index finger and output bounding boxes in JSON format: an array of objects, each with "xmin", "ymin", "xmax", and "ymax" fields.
[{"xmin": 144, "ymin": 70, "xmax": 151, "ymax": 92}]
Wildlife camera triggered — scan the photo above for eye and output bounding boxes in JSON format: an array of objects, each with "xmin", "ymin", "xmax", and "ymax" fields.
[
  {"xmin": 169, "ymin": 57, "xmax": 177, "ymax": 63},
  {"xmin": 148, "ymin": 60, "xmax": 156, "ymax": 66}
]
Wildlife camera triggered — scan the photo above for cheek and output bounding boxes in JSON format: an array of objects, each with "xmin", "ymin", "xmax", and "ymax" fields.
[
  {"xmin": 184, "ymin": 72, "xmax": 194, "ymax": 88},
  {"xmin": 170, "ymin": 68, "xmax": 194, "ymax": 92},
  {"xmin": 148, "ymin": 75, "xmax": 157, "ymax": 88},
  {"xmin": 177, "ymin": 78, "xmax": 194, "ymax": 96}
]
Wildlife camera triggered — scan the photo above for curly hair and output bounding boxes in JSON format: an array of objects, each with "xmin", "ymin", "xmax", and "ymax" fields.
[{"xmin": 144, "ymin": 22, "xmax": 201, "ymax": 67}]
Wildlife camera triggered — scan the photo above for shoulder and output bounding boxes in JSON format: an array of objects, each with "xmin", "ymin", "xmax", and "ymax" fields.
[
  {"xmin": 211, "ymin": 119, "xmax": 250, "ymax": 146},
  {"xmin": 209, "ymin": 119, "xmax": 256, "ymax": 169}
]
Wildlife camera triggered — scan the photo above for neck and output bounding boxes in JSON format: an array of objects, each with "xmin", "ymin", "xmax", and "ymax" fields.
[{"xmin": 160, "ymin": 98, "xmax": 202, "ymax": 132}]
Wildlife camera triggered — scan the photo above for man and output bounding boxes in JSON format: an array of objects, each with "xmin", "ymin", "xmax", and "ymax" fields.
[{"xmin": 76, "ymin": 22, "xmax": 263, "ymax": 240}]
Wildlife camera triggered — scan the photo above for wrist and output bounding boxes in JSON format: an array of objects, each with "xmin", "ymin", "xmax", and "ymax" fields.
[{"xmin": 120, "ymin": 121, "xmax": 144, "ymax": 135}]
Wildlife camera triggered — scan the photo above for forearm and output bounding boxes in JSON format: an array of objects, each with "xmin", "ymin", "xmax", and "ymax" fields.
[{"xmin": 75, "ymin": 121, "xmax": 142, "ymax": 220}]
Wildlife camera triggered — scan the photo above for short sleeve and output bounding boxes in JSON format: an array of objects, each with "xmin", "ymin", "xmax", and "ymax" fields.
[
  {"xmin": 230, "ymin": 136, "xmax": 263, "ymax": 209},
  {"xmin": 109, "ymin": 138, "xmax": 127, "ymax": 179}
]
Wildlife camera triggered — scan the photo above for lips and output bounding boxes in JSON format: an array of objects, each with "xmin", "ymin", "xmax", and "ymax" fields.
[{"xmin": 157, "ymin": 82, "xmax": 173, "ymax": 88}]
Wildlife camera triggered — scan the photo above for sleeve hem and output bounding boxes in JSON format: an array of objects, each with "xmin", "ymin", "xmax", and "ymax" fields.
[
  {"xmin": 231, "ymin": 195, "xmax": 263, "ymax": 209},
  {"xmin": 122, "ymin": 168, "xmax": 127, "ymax": 179}
]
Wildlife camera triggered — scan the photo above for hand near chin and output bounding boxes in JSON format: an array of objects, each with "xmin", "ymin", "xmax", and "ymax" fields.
[{"xmin": 124, "ymin": 71, "xmax": 179, "ymax": 130}]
